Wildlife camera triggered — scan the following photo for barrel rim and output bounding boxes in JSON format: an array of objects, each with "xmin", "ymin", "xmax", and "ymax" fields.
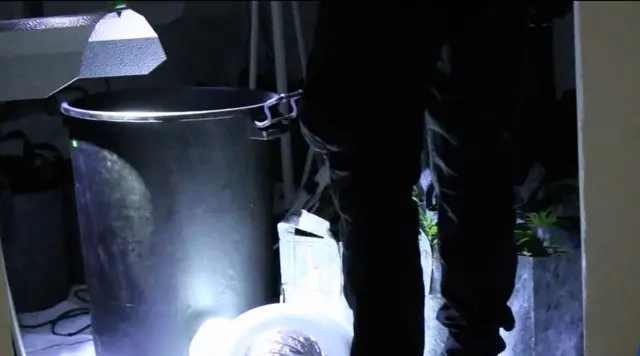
[{"xmin": 60, "ymin": 87, "xmax": 280, "ymax": 123}]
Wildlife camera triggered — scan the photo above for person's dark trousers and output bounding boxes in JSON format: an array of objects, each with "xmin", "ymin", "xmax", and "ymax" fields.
[
  {"xmin": 301, "ymin": 2, "xmax": 525, "ymax": 355},
  {"xmin": 300, "ymin": 2, "xmax": 432, "ymax": 355},
  {"xmin": 426, "ymin": 5, "xmax": 531, "ymax": 355}
]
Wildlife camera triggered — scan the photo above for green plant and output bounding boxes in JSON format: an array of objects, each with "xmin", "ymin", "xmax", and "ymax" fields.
[
  {"xmin": 419, "ymin": 205, "xmax": 438, "ymax": 246},
  {"xmin": 414, "ymin": 186, "xmax": 570, "ymax": 257},
  {"xmin": 515, "ymin": 209, "xmax": 570, "ymax": 257},
  {"xmin": 522, "ymin": 209, "xmax": 568, "ymax": 229},
  {"xmin": 413, "ymin": 186, "xmax": 438, "ymax": 245}
]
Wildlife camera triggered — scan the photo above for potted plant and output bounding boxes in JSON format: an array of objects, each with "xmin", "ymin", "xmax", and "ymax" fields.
[{"xmin": 414, "ymin": 186, "xmax": 583, "ymax": 356}]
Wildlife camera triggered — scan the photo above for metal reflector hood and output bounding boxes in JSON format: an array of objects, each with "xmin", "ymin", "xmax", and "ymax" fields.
[{"xmin": 0, "ymin": 9, "xmax": 166, "ymax": 101}]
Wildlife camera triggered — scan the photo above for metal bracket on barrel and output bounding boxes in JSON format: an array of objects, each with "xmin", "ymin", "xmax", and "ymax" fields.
[{"xmin": 249, "ymin": 90, "xmax": 303, "ymax": 140}]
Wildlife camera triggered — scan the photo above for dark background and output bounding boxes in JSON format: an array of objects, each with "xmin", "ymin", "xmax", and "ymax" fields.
[{"xmin": 0, "ymin": 0, "xmax": 578, "ymax": 295}]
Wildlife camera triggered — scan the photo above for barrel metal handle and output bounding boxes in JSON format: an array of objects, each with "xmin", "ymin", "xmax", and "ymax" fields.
[{"xmin": 255, "ymin": 90, "xmax": 303, "ymax": 129}]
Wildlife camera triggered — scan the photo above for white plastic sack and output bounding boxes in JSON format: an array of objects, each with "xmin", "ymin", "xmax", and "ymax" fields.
[{"xmin": 277, "ymin": 210, "xmax": 343, "ymax": 308}]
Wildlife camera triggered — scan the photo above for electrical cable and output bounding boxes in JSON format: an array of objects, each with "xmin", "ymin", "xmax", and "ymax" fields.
[{"xmin": 18, "ymin": 287, "xmax": 91, "ymax": 338}]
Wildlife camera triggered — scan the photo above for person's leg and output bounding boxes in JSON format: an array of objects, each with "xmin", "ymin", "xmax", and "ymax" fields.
[
  {"xmin": 301, "ymin": 2, "xmax": 440, "ymax": 355},
  {"xmin": 427, "ymin": 5, "xmax": 529, "ymax": 355}
]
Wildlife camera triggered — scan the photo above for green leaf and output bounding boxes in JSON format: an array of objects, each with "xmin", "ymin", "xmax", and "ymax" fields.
[
  {"xmin": 519, "ymin": 250, "xmax": 532, "ymax": 257},
  {"xmin": 526, "ymin": 209, "xmax": 560, "ymax": 228},
  {"xmin": 547, "ymin": 246, "xmax": 570, "ymax": 254},
  {"xmin": 413, "ymin": 185, "xmax": 574, "ymax": 256}
]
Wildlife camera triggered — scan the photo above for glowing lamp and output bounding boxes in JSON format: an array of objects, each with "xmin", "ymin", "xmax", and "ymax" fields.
[{"xmin": 190, "ymin": 303, "xmax": 352, "ymax": 356}]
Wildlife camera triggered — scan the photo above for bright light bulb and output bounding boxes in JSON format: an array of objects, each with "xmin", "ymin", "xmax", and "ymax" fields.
[
  {"xmin": 189, "ymin": 317, "xmax": 234, "ymax": 356},
  {"xmin": 221, "ymin": 303, "xmax": 352, "ymax": 356}
]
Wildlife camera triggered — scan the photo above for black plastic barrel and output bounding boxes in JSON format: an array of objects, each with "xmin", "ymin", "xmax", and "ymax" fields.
[
  {"xmin": 61, "ymin": 87, "xmax": 301, "ymax": 356},
  {"xmin": 0, "ymin": 131, "xmax": 72, "ymax": 312}
]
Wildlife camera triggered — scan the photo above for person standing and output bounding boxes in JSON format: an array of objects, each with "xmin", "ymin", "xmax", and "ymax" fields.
[{"xmin": 300, "ymin": 2, "xmax": 571, "ymax": 355}]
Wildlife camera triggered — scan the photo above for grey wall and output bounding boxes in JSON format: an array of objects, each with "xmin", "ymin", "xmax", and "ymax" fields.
[
  {"xmin": 0, "ymin": 1, "xmax": 319, "ymax": 156},
  {"xmin": 575, "ymin": 2, "xmax": 640, "ymax": 354}
]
